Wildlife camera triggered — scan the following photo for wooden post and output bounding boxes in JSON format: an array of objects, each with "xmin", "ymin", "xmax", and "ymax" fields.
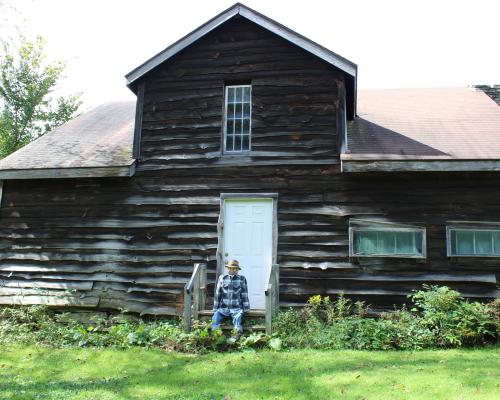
[
  {"xmin": 192, "ymin": 263, "xmax": 201, "ymax": 321},
  {"xmin": 265, "ymin": 283, "xmax": 272, "ymax": 334},
  {"xmin": 183, "ymin": 263, "xmax": 203, "ymax": 333},
  {"xmin": 183, "ymin": 285, "xmax": 192, "ymax": 333},
  {"xmin": 265, "ymin": 263, "xmax": 279, "ymax": 335},
  {"xmin": 199, "ymin": 263, "xmax": 207, "ymax": 312},
  {"xmin": 272, "ymin": 263, "xmax": 279, "ymax": 314}
]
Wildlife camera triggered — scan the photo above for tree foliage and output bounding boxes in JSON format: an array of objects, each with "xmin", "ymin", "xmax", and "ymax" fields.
[{"xmin": 0, "ymin": 34, "xmax": 82, "ymax": 158}]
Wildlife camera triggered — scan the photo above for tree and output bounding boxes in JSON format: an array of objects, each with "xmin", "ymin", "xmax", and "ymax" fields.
[{"xmin": 0, "ymin": 34, "xmax": 82, "ymax": 158}]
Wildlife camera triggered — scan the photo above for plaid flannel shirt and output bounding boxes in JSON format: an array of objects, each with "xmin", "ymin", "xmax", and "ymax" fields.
[{"xmin": 213, "ymin": 274, "xmax": 250, "ymax": 312}]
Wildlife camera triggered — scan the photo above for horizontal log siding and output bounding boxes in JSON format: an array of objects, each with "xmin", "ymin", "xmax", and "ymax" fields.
[
  {"xmin": 1, "ymin": 169, "xmax": 499, "ymax": 313},
  {"xmin": 140, "ymin": 18, "xmax": 342, "ymax": 168},
  {"xmin": 0, "ymin": 19, "xmax": 497, "ymax": 313}
]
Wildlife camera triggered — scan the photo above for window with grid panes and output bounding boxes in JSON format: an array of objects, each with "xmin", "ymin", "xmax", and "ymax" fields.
[{"xmin": 224, "ymin": 85, "xmax": 251, "ymax": 152}]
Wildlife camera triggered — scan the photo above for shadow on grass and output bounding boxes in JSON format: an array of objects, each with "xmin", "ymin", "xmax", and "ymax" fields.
[{"xmin": 0, "ymin": 347, "xmax": 498, "ymax": 399}]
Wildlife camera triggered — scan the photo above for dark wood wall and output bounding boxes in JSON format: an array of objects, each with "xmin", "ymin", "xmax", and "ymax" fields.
[
  {"xmin": 140, "ymin": 17, "xmax": 343, "ymax": 168},
  {"xmin": 1, "ymin": 169, "xmax": 499, "ymax": 314},
  {"xmin": 0, "ymin": 17, "xmax": 498, "ymax": 314}
]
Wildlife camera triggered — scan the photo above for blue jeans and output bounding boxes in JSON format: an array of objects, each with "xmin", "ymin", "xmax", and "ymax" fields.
[{"xmin": 211, "ymin": 308, "xmax": 244, "ymax": 333}]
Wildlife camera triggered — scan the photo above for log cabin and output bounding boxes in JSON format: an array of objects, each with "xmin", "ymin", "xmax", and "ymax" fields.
[{"xmin": 0, "ymin": 3, "xmax": 498, "ymax": 327}]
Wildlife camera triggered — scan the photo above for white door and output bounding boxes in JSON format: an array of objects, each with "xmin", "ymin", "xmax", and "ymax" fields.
[{"xmin": 223, "ymin": 198, "xmax": 273, "ymax": 310}]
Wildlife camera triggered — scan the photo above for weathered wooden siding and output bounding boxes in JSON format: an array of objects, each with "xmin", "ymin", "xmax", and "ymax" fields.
[
  {"xmin": 0, "ymin": 18, "xmax": 498, "ymax": 314},
  {"xmin": 140, "ymin": 17, "xmax": 343, "ymax": 169},
  {"xmin": 1, "ymin": 169, "xmax": 499, "ymax": 313},
  {"xmin": 278, "ymin": 171, "xmax": 500, "ymax": 308}
]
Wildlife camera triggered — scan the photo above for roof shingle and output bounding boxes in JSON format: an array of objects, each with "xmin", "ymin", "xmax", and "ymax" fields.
[
  {"xmin": 0, "ymin": 102, "xmax": 135, "ymax": 172},
  {"xmin": 347, "ymin": 87, "xmax": 500, "ymax": 159}
]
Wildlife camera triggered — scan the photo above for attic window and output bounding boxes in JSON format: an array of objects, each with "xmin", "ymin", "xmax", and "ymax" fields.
[{"xmin": 224, "ymin": 85, "xmax": 251, "ymax": 153}]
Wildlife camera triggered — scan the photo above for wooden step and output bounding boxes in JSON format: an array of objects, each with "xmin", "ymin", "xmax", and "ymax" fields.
[
  {"xmin": 192, "ymin": 322, "xmax": 266, "ymax": 332},
  {"xmin": 197, "ymin": 309, "xmax": 265, "ymax": 318},
  {"xmin": 217, "ymin": 324, "xmax": 266, "ymax": 332},
  {"xmin": 194, "ymin": 309, "xmax": 267, "ymax": 332}
]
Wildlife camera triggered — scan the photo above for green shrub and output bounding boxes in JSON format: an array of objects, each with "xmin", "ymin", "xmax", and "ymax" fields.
[
  {"xmin": 274, "ymin": 286, "xmax": 498, "ymax": 351},
  {"xmin": 0, "ymin": 286, "xmax": 497, "ymax": 352},
  {"xmin": 0, "ymin": 305, "xmax": 280, "ymax": 353},
  {"xmin": 411, "ymin": 285, "xmax": 498, "ymax": 347}
]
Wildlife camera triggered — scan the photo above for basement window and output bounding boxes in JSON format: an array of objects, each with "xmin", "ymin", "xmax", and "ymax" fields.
[
  {"xmin": 447, "ymin": 227, "xmax": 500, "ymax": 257},
  {"xmin": 349, "ymin": 224, "xmax": 426, "ymax": 258},
  {"xmin": 223, "ymin": 85, "xmax": 251, "ymax": 153}
]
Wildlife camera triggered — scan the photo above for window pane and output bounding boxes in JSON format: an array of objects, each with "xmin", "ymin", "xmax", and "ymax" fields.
[
  {"xmin": 234, "ymin": 133, "xmax": 241, "ymax": 151},
  {"xmin": 475, "ymin": 231, "xmax": 493, "ymax": 255},
  {"xmin": 242, "ymin": 119, "xmax": 250, "ymax": 134},
  {"xmin": 493, "ymin": 232, "xmax": 500, "ymax": 255},
  {"xmin": 227, "ymin": 103, "xmax": 235, "ymax": 119},
  {"xmin": 414, "ymin": 231, "xmax": 423, "ymax": 254},
  {"xmin": 243, "ymin": 103, "xmax": 250, "ymax": 118},
  {"xmin": 227, "ymin": 87, "xmax": 235, "ymax": 103},
  {"xmin": 235, "ymin": 104, "xmax": 242, "ymax": 119},
  {"xmin": 243, "ymin": 86, "xmax": 251, "ymax": 102},
  {"xmin": 455, "ymin": 230, "xmax": 474, "ymax": 255},
  {"xmin": 355, "ymin": 231, "xmax": 378, "ymax": 255},
  {"xmin": 236, "ymin": 87, "xmax": 243, "ymax": 103},
  {"xmin": 226, "ymin": 132, "xmax": 234, "ymax": 152},
  {"xmin": 227, "ymin": 119, "xmax": 235, "ymax": 135},
  {"xmin": 379, "ymin": 232, "xmax": 395, "ymax": 254},
  {"xmin": 396, "ymin": 231, "xmax": 415, "ymax": 254},
  {"xmin": 242, "ymin": 134, "xmax": 250, "ymax": 151}
]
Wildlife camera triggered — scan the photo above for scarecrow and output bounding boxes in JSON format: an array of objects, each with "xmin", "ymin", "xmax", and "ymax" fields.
[{"xmin": 212, "ymin": 259, "xmax": 250, "ymax": 337}]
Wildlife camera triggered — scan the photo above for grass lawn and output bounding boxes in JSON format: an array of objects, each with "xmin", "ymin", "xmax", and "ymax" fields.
[{"xmin": 0, "ymin": 346, "xmax": 498, "ymax": 399}]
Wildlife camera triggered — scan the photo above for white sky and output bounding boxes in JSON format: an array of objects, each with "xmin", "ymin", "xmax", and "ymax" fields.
[{"xmin": 3, "ymin": 0, "xmax": 500, "ymax": 109}]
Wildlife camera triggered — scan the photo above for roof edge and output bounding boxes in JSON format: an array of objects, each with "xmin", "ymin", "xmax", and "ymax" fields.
[
  {"xmin": 341, "ymin": 158, "xmax": 500, "ymax": 173},
  {"xmin": 0, "ymin": 162, "xmax": 136, "ymax": 180},
  {"xmin": 125, "ymin": 3, "xmax": 357, "ymax": 87},
  {"xmin": 341, "ymin": 153, "xmax": 454, "ymax": 161}
]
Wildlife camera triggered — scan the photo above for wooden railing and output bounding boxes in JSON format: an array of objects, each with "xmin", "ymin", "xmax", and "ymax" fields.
[
  {"xmin": 183, "ymin": 263, "xmax": 207, "ymax": 333},
  {"xmin": 264, "ymin": 263, "xmax": 279, "ymax": 334}
]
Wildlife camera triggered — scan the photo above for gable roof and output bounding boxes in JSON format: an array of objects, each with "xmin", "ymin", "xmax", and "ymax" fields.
[
  {"xmin": 125, "ymin": 2, "xmax": 357, "ymax": 117},
  {"xmin": 342, "ymin": 87, "xmax": 500, "ymax": 172},
  {"xmin": 126, "ymin": 3, "xmax": 357, "ymax": 85},
  {"xmin": 0, "ymin": 102, "xmax": 136, "ymax": 179}
]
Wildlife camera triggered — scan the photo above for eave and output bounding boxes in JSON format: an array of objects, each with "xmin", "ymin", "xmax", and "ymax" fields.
[
  {"xmin": 341, "ymin": 154, "xmax": 500, "ymax": 172},
  {"xmin": 0, "ymin": 162, "xmax": 136, "ymax": 180}
]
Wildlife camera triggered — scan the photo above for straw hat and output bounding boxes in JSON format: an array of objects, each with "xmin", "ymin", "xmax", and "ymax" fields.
[{"xmin": 226, "ymin": 259, "xmax": 241, "ymax": 270}]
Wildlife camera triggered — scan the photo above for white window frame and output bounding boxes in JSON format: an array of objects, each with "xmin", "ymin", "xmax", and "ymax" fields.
[
  {"xmin": 349, "ymin": 223, "xmax": 426, "ymax": 259},
  {"xmin": 223, "ymin": 84, "xmax": 252, "ymax": 154},
  {"xmin": 446, "ymin": 224, "xmax": 500, "ymax": 257}
]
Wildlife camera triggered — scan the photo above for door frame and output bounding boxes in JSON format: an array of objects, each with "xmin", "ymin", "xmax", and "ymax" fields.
[{"xmin": 216, "ymin": 193, "xmax": 278, "ymax": 284}]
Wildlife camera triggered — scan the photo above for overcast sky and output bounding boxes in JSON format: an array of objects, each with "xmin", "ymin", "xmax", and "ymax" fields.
[{"xmin": 3, "ymin": 0, "xmax": 500, "ymax": 109}]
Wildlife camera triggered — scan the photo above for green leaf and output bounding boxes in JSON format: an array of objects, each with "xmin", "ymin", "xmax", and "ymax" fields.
[{"xmin": 0, "ymin": 33, "xmax": 82, "ymax": 158}]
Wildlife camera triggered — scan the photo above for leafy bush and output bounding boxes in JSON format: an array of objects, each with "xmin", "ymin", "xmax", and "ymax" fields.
[
  {"xmin": 0, "ymin": 306, "xmax": 279, "ymax": 353},
  {"xmin": 0, "ymin": 286, "xmax": 497, "ymax": 352},
  {"xmin": 274, "ymin": 286, "xmax": 498, "ymax": 350},
  {"xmin": 412, "ymin": 285, "xmax": 498, "ymax": 346}
]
